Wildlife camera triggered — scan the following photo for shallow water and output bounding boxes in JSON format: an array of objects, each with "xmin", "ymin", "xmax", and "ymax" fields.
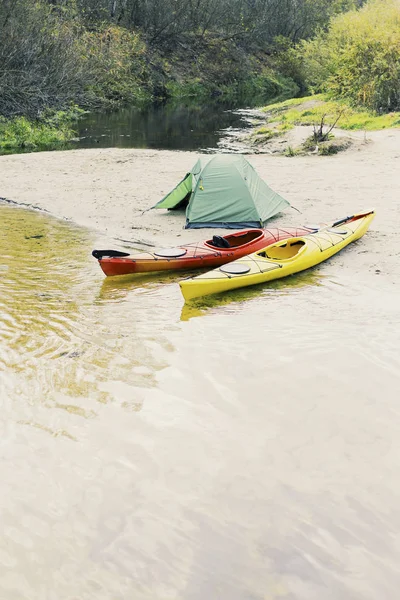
[{"xmin": 1, "ymin": 204, "xmax": 400, "ymax": 599}]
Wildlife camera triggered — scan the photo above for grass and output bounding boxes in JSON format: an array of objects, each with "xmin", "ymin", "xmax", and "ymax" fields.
[
  {"xmin": 284, "ymin": 145, "xmax": 300, "ymax": 157},
  {"xmin": 250, "ymin": 126, "xmax": 280, "ymax": 144},
  {"xmin": 0, "ymin": 107, "xmax": 84, "ymax": 153},
  {"xmin": 261, "ymin": 95, "xmax": 324, "ymax": 113},
  {"xmin": 261, "ymin": 94, "xmax": 400, "ymax": 131}
]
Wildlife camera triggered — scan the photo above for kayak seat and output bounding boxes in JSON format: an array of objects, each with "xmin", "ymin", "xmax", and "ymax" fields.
[{"xmin": 212, "ymin": 235, "xmax": 231, "ymax": 248}]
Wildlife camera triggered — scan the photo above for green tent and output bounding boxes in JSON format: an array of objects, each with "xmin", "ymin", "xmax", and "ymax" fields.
[{"xmin": 153, "ymin": 154, "xmax": 290, "ymax": 229}]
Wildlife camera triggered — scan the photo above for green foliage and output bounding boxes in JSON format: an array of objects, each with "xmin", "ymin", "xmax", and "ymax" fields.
[
  {"xmin": 82, "ymin": 27, "xmax": 152, "ymax": 107},
  {"xmin": 284, "ymin": 146, "xmax": 300, "ymax": 157},
  {"xmin": 165, "ymin": 79, "xmax": 207, "ymax": 101},
  {"xmin": 255, "ymin": 127, "xmax": 274, "ymax": 135},
  {"xmin": 261, "ymin": 95, "xmax": 324, "ymax": 114},
  {"xmin": 262, "ymin": 94, "xmax": 400, "ymax": 131},
  {"xmin": 251, "ymin": 127, "xmax": 279, "ymax": 145},
  {"xmin": 301, "ymin": 0, "xmax": 400, "ymax": 111},
  {"xmin": 317, "ymin": 140, "xmax": 352, "ymax": 154},
  {"xmin": 272, "ymin": 37, "xmax": 307, "ymax": 92},
  {"xmin": 0, "ymin": 2, "xmax": 153, "ymax": 117},
  {"xmin": 302, "ymin": 134, "xmax": 352, "ymax": 155},
  {"xmin": 283, "ymin": 133, "xmax": 352, "ymax": 157},
  {"xmin": 276, "ymin": 122, "xmax": 294, "ymax": 133},
  {"xmin": 0, "ymin": 0, "xmax": 382, "ymax": 146},
  {"xmin": 0, "ymin": 0, "xmax": 91, "ymax": 118},
  {"xmin": 234, "ymin": 72, "xmax": 299, "ymax": 106},
  {"xmin": 162, "ymin": 34, "xmax": 298, "ymax": 106},
  {"xmin": 0, "ymin": 109, "xmax": 81, "ymax": 152},
  {"xmin": 69, "ymin": 0, "xmax": 366, "ymax": 48}
]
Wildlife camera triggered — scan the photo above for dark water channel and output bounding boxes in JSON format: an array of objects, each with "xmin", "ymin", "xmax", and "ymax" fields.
[{"xmin": 72, "ymin": 102, "xmax": 256, "ymax": 152}]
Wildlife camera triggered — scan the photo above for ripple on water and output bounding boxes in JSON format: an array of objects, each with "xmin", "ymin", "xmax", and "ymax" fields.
[{"xmin": 0, "ymin": 205, "xmax": 180, "ymax": 408}]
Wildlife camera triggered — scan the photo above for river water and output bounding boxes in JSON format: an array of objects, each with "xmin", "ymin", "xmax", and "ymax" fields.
[
  {"xmin": 73, "ymin": 102, "xmax": 256, "ymax": 152},
  {"xmin": 1, "ymin": 204, "xmax": 400, "ymax": 599}
]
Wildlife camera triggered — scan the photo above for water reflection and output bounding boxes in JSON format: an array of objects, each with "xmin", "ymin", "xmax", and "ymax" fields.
[
  {"xmin": 180, "ymin": 269, "xmax": 325, "ymax": 320},
  {"xmin": 74, "ymin": 102, "xmax": 253, "ymax": 152},
  {"xmin": 97, "ymin": 268, "xmax": 193, "ymax": 301}
]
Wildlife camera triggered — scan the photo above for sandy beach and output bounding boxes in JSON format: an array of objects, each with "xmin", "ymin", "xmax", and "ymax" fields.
[{"xmin": 0, "ymin": 128, "xmax": 399, "ymax": 272}]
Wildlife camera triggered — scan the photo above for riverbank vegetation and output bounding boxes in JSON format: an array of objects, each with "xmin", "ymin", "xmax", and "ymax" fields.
[
  {"xmin": 299, "ymin": 0, "xmax": 400, "ymax": 112},
  {"xmin": 253, "ymin": 0, "xmax": 400, "ymax": 154},
  {"xmin": 1, "ymin": 0, "xmax": 399, "ymax": 152},
  {"xmin": 261, "ymin": 95, "xmax": 400, "ymax": 133},
  {"xmin": 248, "ymin": 93, "xmax": 400, "ymax": 156},
  {"xmin": 0, "ymin": 108, "xmax": 85, "ymax": 153}
]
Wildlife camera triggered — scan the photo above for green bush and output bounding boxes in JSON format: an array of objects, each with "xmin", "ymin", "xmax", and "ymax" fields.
[
  {"xmin": 301, "ymin": 0, "xmax": 400, "ymax": 111},
  {"xmin": 0, "ymin": 109, "xmax": 82, "ymax": 152}
]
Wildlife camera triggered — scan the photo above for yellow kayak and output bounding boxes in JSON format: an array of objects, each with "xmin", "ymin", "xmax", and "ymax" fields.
[{"xmin": 179, "ymin": 210, "xmax": 375, "ymax": 301}]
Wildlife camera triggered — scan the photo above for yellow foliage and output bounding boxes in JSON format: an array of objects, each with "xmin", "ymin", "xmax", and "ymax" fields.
[{"xmin": 301, "ymin": 0, "xmax": 400, "ymax": 111}]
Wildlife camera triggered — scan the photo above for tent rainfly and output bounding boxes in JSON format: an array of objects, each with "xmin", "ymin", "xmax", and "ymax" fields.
[{"xmin": 152, "ymin": 154, "xmax": 290, "ymax": 229}]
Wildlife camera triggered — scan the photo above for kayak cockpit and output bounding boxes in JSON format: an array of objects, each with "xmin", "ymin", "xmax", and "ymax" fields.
[
  {"xmin": 258, "ymin": 239, "xmax": 306, "ymax": 260},
  {"xmin": 206, "ymin": 229, "xmax": 264, "ymax": 250}
]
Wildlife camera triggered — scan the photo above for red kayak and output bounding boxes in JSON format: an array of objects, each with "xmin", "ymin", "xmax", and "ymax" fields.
[{"xmin": 92, "ymin": 226, "xmax": 317, "ymax": 277}]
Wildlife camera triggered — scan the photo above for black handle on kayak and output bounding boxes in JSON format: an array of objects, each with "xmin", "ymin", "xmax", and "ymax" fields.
[
  {"xmin": 92, "ymin": 249, "xmax": 131, "ymax": 260},
  {"xmin": 332, "ymin": 215, "xmax": 354, "ymax": 227}
]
